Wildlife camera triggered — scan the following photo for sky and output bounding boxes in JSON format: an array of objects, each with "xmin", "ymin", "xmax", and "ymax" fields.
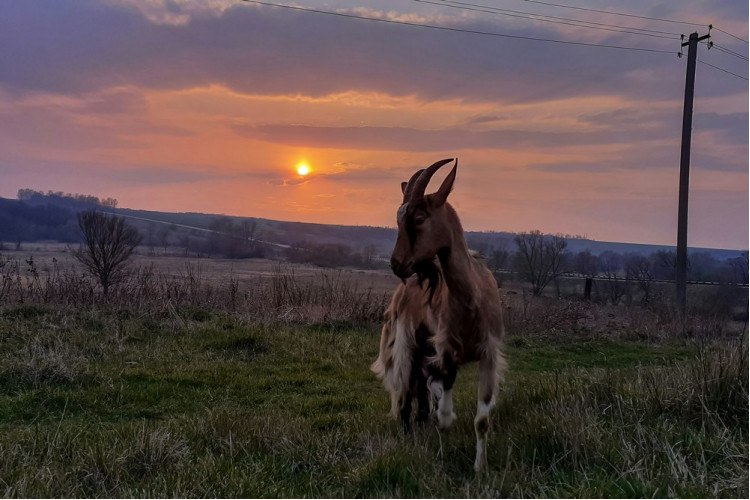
[{"xmin": 0, "ymin": 0, "xmax": 748, "ymax": 250}]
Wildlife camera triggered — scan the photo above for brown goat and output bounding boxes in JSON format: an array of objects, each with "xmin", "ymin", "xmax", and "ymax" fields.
[{"xmin": 371, "ymin": 158, "xmax": 507, "ymax": 471}]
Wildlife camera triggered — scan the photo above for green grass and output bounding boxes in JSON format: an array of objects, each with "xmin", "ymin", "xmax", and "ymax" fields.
[{"xmin": 0, "ymin": 304, "xmax": 747, "ymax": 497}]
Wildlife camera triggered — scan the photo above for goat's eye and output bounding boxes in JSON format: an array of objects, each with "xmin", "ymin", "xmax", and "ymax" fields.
[{"xmin": 414, "ymin": 214, "xmax": 426, "ymax": 226}]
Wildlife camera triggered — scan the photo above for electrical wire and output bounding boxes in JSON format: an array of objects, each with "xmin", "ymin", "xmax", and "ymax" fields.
[
  {"xmin": 413, "ymin": 0, "xmax": 682, "ymax": 39},
  {"xmin": 441, "ymin": 0, "xmax": 750, "ymax": 50},
  {"xmin": 711, "ymin": 42, "xmax": 749, "ymax": 61},
  {"xmin": 513, "ymin": 0, "xmax": 748, "ymax": 46},
  {"xmin": 712, "ymin": 26, "xmax": 748, "ymax": 44},
  {"xmin": 698, "ymin": 59, "xmax": 749, "ymax": 81},
  {"xmin": 515, "ymin": 0, "xmax": 708, "ymax": 27},
  {"xmin": 240, "ymin": 0, "xmax": 677, "ymax": 54}
]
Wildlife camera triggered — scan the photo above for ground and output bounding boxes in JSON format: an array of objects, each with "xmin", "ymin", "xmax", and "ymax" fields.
[{"xmin": 0, "ymin": 249, "xmax": 747, "ymax": 497}]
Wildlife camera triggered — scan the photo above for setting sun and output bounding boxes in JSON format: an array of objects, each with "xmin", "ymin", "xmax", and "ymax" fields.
[{"xmin": 297, "ymin": 164, "xmax": 310, "ymax": 176}]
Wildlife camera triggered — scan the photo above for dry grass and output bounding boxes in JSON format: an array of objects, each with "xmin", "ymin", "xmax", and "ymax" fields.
[
  {"xmin": 0, "ymin": 253, "xmax": 393, "ymax": 324},
  {"xmin": 0, "ymin": 250, "xmax": 747, "ymax": 497}
]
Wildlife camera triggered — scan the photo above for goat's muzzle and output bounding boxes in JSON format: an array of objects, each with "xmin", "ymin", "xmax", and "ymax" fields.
[{"xmin": 390, "ymin": 257, "xmax": 415, "ymax": 281}]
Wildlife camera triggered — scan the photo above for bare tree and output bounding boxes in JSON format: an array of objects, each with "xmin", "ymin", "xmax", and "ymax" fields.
[
  {"xmin": 572, "ymin": 249, "xmax": 599, "ymax": 277},
  {"xmin": 625, "ymin": 253, "xmax": 654, "ymax": 304},
  {"xmin": 654, "ymin": 249, "xmax": 678, "ymax": 280},
  {"xmin": 729, "ymin": 252, "xmax": 749, "ymax": 285},
  {"xmin": 361, "ymin": 244, "xmax": 379, "ymax": 268},
  {"xmin": 513, "ymin": 230, "xmax": 567, "ymax": 296},
  {"xmin": 488, "ymin": 243, "xmax": 511, "ymax": 273},
  {"xmin": 73, "ymin": 210, "xmax": 142, "ymax": 297},
  {"xmin": 157, "ymin": 225, "xmax": 170, "ymax": 255},
  {"xmin": 241, "ymin": 219, "xmax": 258, "ymax": 256},
  {"xmin": 599, "ymin": 251, "xmax": 627, "ymax": 305}
]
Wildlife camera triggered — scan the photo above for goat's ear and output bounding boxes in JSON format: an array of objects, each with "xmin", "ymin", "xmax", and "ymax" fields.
[
  {"xmin": 432, "ymin": 159, "xmax": 458, "ymax": 207},
  {"xmin": 401, "ymin": 181, "xmax": 408, "ymax": 196}
]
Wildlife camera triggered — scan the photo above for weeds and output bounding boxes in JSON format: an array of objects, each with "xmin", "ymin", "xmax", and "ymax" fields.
[
  {"xmin": 0, "ymin": 256, "xmax": 389, "ymax": 324},
  {"xmin": 0, "ymin": 254, "xmax": 746, "ymax": 497}
]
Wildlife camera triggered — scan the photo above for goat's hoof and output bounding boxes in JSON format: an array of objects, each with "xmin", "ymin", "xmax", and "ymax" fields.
[{"xmin": 474, "ymin": 440, "xmax": 488, "ymax": 472}]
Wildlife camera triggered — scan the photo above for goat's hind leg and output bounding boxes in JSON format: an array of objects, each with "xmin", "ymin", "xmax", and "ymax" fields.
[
  {"xmin": 398, "ymin": 391, "xmax": 413, "ymax": 433},
  {"xmin": 401, "ymin": 343, "xmax": 433, "ymax": 432},
  {"xmin": 474, "ymin": 348, "xmax": 505, "ymax": 471},
  {"xmin": 415, "ymin": 367, "xmax": 430, "ymax": 424},
  {"xmin": 415, "ymin": 336, "xmax": 435, "ymax": 425}
]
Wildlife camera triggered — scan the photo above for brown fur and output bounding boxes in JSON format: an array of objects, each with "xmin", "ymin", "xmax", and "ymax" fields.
[{"xmin": 371, "ymin": 159, "xmax": 507, "ymax": 471}]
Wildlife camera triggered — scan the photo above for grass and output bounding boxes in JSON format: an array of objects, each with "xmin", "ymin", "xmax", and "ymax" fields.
[{"xmin": 0, "ymin": 303, "xmax": 747, "ymax": 498}]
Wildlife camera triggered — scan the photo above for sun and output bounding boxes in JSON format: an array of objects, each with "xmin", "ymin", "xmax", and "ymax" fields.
[{"xmin": 297, "ymin": 164, "xmax": 310, "ymax": 176}]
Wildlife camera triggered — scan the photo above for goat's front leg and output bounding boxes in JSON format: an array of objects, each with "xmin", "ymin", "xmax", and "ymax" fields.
[
  {"xmin": 398, "ymin": 391, "xmax": 413, "ymax": 433},
  {"xmin": 415, "ymin": 370, "xmax": 431, "ymax": 424},
  {"xmin": 428, "ymin": 356, "xmax": 457, "ymax": 429}
]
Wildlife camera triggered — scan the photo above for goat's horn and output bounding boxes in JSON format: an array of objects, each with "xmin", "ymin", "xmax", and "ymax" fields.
[
  {"xmin": 402, "ymin": 168, "xmax": 425, "ymax": 203},
  {"xmin": 409, "ymin": 158, "xmax": 454, "ymax": 201}
]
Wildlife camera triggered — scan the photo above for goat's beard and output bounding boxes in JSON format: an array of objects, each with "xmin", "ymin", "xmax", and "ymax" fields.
[{"xmin": 412, "ymin": 259, "xmax": 441, "ymax": 302}]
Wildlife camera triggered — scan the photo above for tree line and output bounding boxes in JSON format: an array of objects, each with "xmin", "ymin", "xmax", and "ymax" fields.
[
  {"xmin": 502, "ymin": 230, "xmax": 748, "ymax": 300},
  {"xmin": 39, "ymin": 209, "xmax": 750, "ymax": 305}
]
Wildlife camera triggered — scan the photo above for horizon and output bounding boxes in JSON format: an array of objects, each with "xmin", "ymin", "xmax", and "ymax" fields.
[
  {"xmin": 0, "ymin": 1, "xmax": 747, "ymax": 250},
  {"xmin": 7, "ymin": 190, "xmax": 747, "ymax": 253}
]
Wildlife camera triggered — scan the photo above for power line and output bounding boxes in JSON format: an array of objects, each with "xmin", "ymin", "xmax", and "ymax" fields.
[
  {"xmin": 713, "ymin": 26, "xmax": 748, "ymax": 44},
  {"xmin": 517, "ymin": 0, "xmax": 748, "ymax": 46},
  {"xmin": 711, "ymin": 42, "xmax": 749, "ymax": 61},
  {"xmin": 517, "ymin": 0, "xmax": 708, "ymax": 27},
  {"xmin": 698, "ymin": 58, "xmax": 749, "ymax": 81},
  {"xmin": 414, "ymin": 0, "xmax": 682, "ymax": 40},
  {"xmin": 240, "ymin": 0, "xmax": 677, "ymax": 55}
]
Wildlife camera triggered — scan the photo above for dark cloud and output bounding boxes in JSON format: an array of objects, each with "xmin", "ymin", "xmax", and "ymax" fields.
[
  {"xmin": 0, "ymin": 104, "xmax": 141, "ymax": 151},
  {"xmin": 0, "ymin": 0, "xmax": 704, "ymax": 105},
  {"xmin": 0, "ymin": 91, "xmax": 192, "ymax": 150},
  {"xmin": 465, "ymin": 114, "xmax": 510, "ymax": 126},
  {"xmin": 526, "ymin": 132, "xmax": 748, "ymax": 173},
  {"xmin": 579, "ymin": 107, "xmax": 678, "ymax": 130},
  {"xmin": 232, "ymin": 122, "xmax": 669, "ymax": 152},
  {"xmin": 267, "ymin": 176, "xmax": 311, "ymax": 186},
  {"xmin": 526, "ymin": 161, "xmax": 624, "ymax": 173},
  {"xmin": 83, "ymin": 88, "xmax": 147, "ymax": 115},
  {"xmin": 694, "ymin": 111, "xmax": 749, "ymax": 144}
]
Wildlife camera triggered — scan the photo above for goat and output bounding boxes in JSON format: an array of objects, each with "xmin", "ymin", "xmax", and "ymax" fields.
[{"xmin": 371, "ymin": 158, "xmax": 507, "ymax": 471}]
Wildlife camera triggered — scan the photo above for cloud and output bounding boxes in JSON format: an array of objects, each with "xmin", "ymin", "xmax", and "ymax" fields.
[
  {"xmin": 694, "ymin": 111, "xmax": 749, "ymax": 144},
  {"xmin": 0, "ymin": 1, "xmax": 745, "ymax": 249},
  {"xmin": 526, "ymin": 161, "xmax": 624, "ymax": 173},
  {"xmin": 267, "ymin": 176, "xmax": 311, "ymax": 186},
  {"xmin": 0, "ymin": 0, "xmax": 707, "ymax": 104},
  {"xmin": 0, "ymin": 87, "xmax": 193, "ymax": 153},
  {"xmin": 82, "ymin": 88, "xmax": 148, "ymax": 115},
  {"xmin": 113, "ymin": 0, "xmax": 243, "ymax": 26},
  {"xmin": 466, "ymin": 115, "xmax": 510, "ymax": 126},
  {"xmin": 232, "ymin": 122, "xmax": 671, "ymax": 152}
]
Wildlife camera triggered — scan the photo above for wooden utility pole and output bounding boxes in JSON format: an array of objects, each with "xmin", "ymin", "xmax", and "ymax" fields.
[{"xmin": 676, "ymin": 31, "xmax": 710, "ymax": 313}]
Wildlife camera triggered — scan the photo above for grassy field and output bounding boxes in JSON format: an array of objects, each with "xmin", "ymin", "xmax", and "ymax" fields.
[{"xmin": 0, "ymin": 252, "xmax": 747, "ymax": 497}]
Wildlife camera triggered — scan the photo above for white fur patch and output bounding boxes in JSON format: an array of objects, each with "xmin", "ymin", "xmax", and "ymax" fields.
[
  {"xmin": 389, "ymin": 318, "xmax": 413, "ymax": 395},
  {"xmin": 474, "ymin": 438, "xmax": 485, "ymax": 471},
  {"xmin": 437, "ymin": 388, "xmax": 456, "ymax": 429},
  {"xmin": 477, "ymin": 400, "xmax": 492, "ymax": 417},
  {"xmin": 474, "ymin": 400, "xmax": 492, "ymax": 471}
]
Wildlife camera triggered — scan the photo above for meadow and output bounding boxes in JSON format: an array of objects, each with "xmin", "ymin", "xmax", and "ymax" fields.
[{"xmin": 0, "ymin": 249, "xmax": 747, "ymax": 497}]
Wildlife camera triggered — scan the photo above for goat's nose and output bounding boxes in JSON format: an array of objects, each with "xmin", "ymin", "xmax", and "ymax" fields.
[{"xmin": 390, "ymin": 257, "xmax": 399, "ymax": 270}]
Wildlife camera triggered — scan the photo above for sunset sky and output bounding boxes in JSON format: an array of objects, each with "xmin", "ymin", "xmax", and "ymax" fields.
[{"xmin": 1, "ymin": 0, "xmax": 747, "ymax": 249}]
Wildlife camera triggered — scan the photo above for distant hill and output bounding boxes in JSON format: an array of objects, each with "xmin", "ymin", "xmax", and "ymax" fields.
[{"xmin": 0, "ymin": 194, "xmax": 745, "ymax": 263}]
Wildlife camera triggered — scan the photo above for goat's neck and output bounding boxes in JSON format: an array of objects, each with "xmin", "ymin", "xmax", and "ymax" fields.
[{"xmin": 436, "ymin": 225, "xmax": 476, "ymax": 298}]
